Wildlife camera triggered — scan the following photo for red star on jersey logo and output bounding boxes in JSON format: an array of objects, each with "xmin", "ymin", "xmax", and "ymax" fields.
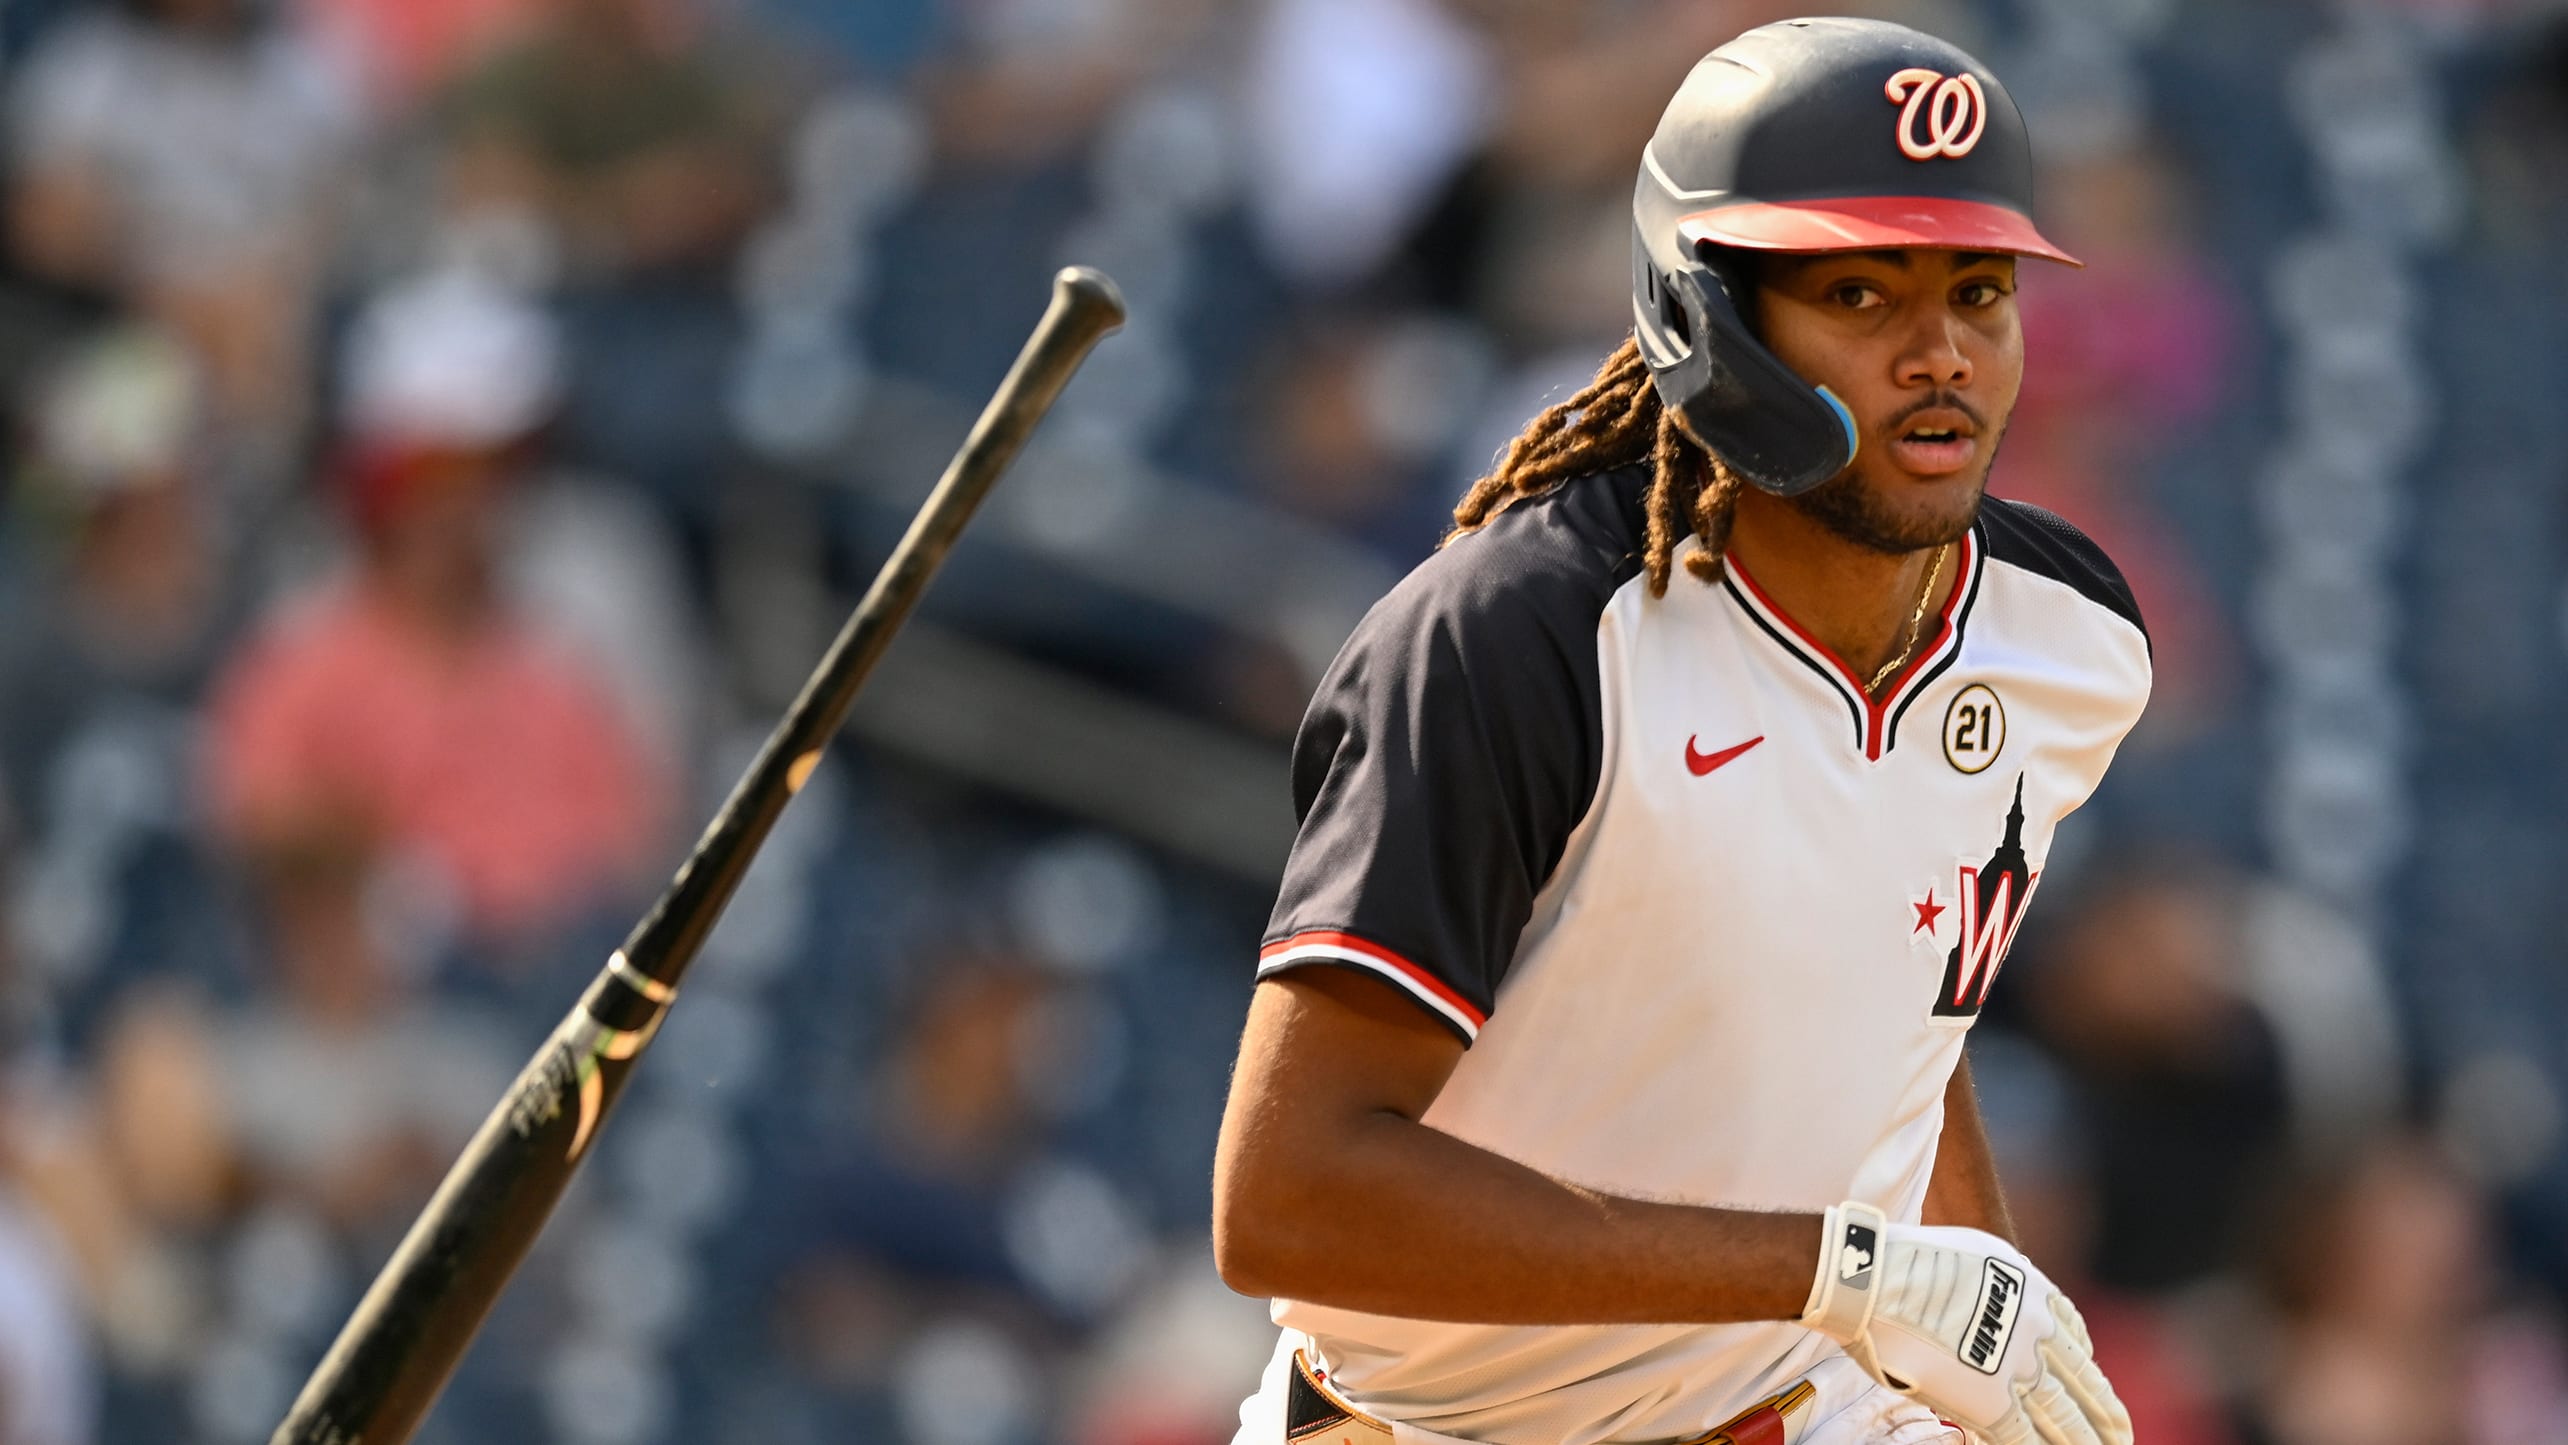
[{"xmin": 1912, "ymin": 888, "xmax": 1946, "ymax": 935}]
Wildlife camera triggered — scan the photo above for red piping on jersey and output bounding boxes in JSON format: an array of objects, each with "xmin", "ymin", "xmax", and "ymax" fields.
[
  {"xmin": 1259, "ymin": 929, "xmax": 1489, "ymax": 1030},
  {"xmin": 1726, "ymin": 533, "xmax": 1974, "ymax": 761}
]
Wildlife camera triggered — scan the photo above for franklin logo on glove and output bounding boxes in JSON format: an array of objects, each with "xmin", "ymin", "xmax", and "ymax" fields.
[{"xmin": 1966, "ymin": 1260, "xmax": 2023, "ymax": 1373}]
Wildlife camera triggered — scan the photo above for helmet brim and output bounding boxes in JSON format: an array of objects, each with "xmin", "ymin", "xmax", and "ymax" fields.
[{"xmin": 1678, "ymin": 196, "xmax": 2081, "ymax": 267}]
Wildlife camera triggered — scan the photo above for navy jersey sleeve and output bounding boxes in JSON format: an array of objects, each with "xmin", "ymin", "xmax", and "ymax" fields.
[
  {"xmin": 1258, "ymin": 472, "xmax": 1645, "ymax": 1042},
  {"xmin": 1979, "ymin": 498, "xmax": 2148, "ymax": 648}
]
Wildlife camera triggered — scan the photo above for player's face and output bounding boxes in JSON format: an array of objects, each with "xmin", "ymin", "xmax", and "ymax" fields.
[{"xmin": 1750, "ymin": 249, "xmax": 2024, "ymax": 555}]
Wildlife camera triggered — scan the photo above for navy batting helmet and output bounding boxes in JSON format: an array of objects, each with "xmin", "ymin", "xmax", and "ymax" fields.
[{"xmin": 1632, "ymin": 17, "xmax": 2077, "ymax": 497}]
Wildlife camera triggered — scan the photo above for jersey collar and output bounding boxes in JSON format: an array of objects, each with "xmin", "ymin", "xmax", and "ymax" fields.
[{"xmin": 1720, "ymin": 526, "xmax": 1984, "ymax": 761}]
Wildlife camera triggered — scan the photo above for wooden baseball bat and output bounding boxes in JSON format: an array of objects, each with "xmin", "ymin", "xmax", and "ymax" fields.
[{"xmin": 272, "ymin": 266, "xmax": 1127, "ymax": 1445}]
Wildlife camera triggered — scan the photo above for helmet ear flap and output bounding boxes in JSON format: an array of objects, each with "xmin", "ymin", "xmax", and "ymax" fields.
[{"xmin": 1641, "ymin": 248, "xmax": 1859, "ymax": 499}]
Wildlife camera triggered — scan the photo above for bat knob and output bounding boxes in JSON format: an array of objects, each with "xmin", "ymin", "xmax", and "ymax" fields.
[{"xmin": 1054, "ymin": 266, "xmax": 1128, "ymax": 332}]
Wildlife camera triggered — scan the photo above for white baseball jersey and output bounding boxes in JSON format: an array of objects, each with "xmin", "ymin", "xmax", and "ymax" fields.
[{"xmin": 1241, "ymin": 467, "xmax": 2152, "ymax": 1443}]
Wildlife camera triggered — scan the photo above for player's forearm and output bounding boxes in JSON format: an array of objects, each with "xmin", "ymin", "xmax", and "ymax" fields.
[
  {"xmin": 1215, "ymin": 1106, "xmax": 1822, "ymax": 1325},
  {"xmin": 1921, "ymin": 1053, "xmax": 2014, "ymax": 1240}
]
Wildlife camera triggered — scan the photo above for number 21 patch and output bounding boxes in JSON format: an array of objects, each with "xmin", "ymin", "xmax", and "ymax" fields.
[{"xmin": 1942, "ymin": 684, "xmax": 2005, "ymax": 774}]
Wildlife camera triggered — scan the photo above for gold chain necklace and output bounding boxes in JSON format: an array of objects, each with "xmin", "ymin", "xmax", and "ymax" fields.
[{"xmin": 1865, "ymin": 542, "xmax": 1950, "ymax": 695}]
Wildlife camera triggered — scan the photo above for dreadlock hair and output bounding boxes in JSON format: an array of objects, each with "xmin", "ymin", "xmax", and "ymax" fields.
[{"xmin": 1446, "ymin": 336, "xmax": 1747, "ymax": 596}]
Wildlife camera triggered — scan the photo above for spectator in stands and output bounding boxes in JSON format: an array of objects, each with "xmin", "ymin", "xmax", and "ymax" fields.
[
  {"xmin": 0, "ymin": 1084, "xmax": 102, "ymax": 1445},
  {"xmin": 924, "ymin": 0, "xmax": 1215, "ymax": 172},
  {"xmin": 6, "ymin": 0, "xmax": 360, "ymax": 472},
  {"xmin": 126, "ymin": 940, "xmax": 515, "ymax": 1232},
  {"xmin": 0, "ymin": 866, "xmax": 102, "ymax": 1445},
  {"xmin": 437, "ymin": 0, "xmax": 793, "ymax": 285},
  {"xmin": 2243, "ymin": 1136, "xmax": 2568, "ymax": 1445},
  {"xmin": 69, "ymin": 916, "xmax": 514, "ymax": 1429},
  {"xmin": 0, "ymin": 328, "xmax": 230, "ymax": 770},
  {"xmin": 2017, "ymin": 862, "xmax": 2293, "ymax": 1295},
  {"xmin": 0, "ymin": 326, "xmax": 246, "ymax": 1029},
  {"xmin": 792, "ymin": 955, "xmax": 1074, "ymax": 1305},
  {"xmin": 1395, "ymin": 0, "xmax": 1744, "ymax": 331},
  {"xmin": 302, "ymin": 0, "xmax": 545, "ymax": 119},
  {"xmin": 14, "ymin": 983, "xmax": 229, "ymax": 1426},
  {"xmin": 755, "ymin": 953, "xmax": 1064, "ymax": 1429},
  {"xmin": 435, "ymin": 0, "xmax": 806, "ymax": 516},
  {"xmin": 1236, "ymin": 0, "xmax": 1493, "ymax": 290},
  {"xmin": 1240, "ymin": 311, "xmax": 1482, "ymax": 553},
  {"xmin": 765, "ymin": 946, "xmax": 1154, "ymax": 1420},
  {"xmin": 204, "ymin": 269, "xmax": 669, "ymax": 970}
]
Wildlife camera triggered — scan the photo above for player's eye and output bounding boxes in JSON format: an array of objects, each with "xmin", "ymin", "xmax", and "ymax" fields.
[
  {"xmin": 1828, "ymin": 282, "xmax": 1886, "ymax": 310},
  {"xmin": 1955, "ymin": 279, "xmax": 2011, "ymax": 307}
]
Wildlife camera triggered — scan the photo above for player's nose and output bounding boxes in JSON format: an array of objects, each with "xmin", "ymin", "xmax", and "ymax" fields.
[{"xmin": 1894, "ymin": 311, "xmax": 1975, "ymax": 391}]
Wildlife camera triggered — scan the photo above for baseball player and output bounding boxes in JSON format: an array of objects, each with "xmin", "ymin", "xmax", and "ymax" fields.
[{"xmin": 1212, "ymin": 18, "xmax": 2149, "ymax": 1445}]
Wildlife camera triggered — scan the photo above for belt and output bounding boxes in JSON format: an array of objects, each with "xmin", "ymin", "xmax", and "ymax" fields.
[
  {"xmin": 1286, "ymin": 1350, "xmax": 1394, "ymax": 1444},
  {"xmin": 1285, "ymin": 1353, "xmax": 1816, "ymax": 1445}
]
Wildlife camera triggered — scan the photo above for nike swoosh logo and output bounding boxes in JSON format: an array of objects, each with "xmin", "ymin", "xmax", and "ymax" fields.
[{"xmin": 1685, "ymin": 734, "xmax": 1765, "ymax": 776}]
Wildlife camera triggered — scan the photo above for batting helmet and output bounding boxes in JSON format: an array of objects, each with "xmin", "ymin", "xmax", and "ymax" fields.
[{"xmin": 1632, "ymin": 17, "xmax": 2078, "ymax": 497}]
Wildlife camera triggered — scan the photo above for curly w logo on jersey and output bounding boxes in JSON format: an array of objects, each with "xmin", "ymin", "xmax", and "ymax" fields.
[{"xmin": 1931, "ymin": 776, "xmax": 2040, "ymax": 1019}]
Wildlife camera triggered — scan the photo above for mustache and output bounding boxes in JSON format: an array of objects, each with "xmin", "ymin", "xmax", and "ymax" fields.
[{"xmin": 1883, "ymin": 391, "xmax": 1987, "ymax": 434}]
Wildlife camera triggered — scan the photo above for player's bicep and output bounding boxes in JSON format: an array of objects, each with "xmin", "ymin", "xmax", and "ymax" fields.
[{"xmin": 1233, "ymin": 967, "xmax": 1466, "ymax": 1127}]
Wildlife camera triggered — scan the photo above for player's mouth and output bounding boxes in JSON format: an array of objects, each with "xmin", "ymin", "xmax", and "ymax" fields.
[{"xmin": 1886, "ymin": 409, "xmax": 1979, "ymax": 477}]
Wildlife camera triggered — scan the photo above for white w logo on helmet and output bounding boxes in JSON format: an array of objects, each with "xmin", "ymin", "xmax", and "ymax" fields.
[{"xmin": 1884, "ymin": 67, "xmax": 1988, "ymax": 161}]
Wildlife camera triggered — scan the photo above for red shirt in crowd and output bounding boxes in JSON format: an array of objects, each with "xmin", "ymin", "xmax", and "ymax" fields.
[{"xmin": 208, "ymin": 581, "xmax": 665, "ymax": 938}]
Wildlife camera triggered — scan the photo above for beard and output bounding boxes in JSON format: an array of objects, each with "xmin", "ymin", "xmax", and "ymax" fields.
[{"xmin": 1784, "ymin": 416, "xmax": 2007, "ymax": 556}]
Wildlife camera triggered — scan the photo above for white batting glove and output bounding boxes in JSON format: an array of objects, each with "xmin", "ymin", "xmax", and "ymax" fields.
[{"xmin": 1799, "ymin": 1201, "xmax": 2132, "ymax": 1445}]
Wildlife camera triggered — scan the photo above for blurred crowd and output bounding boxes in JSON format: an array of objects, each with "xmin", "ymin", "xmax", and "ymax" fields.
[{"xmin": 0, "ymin": 0, "xmax": 2562, "ymax": 1442}]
